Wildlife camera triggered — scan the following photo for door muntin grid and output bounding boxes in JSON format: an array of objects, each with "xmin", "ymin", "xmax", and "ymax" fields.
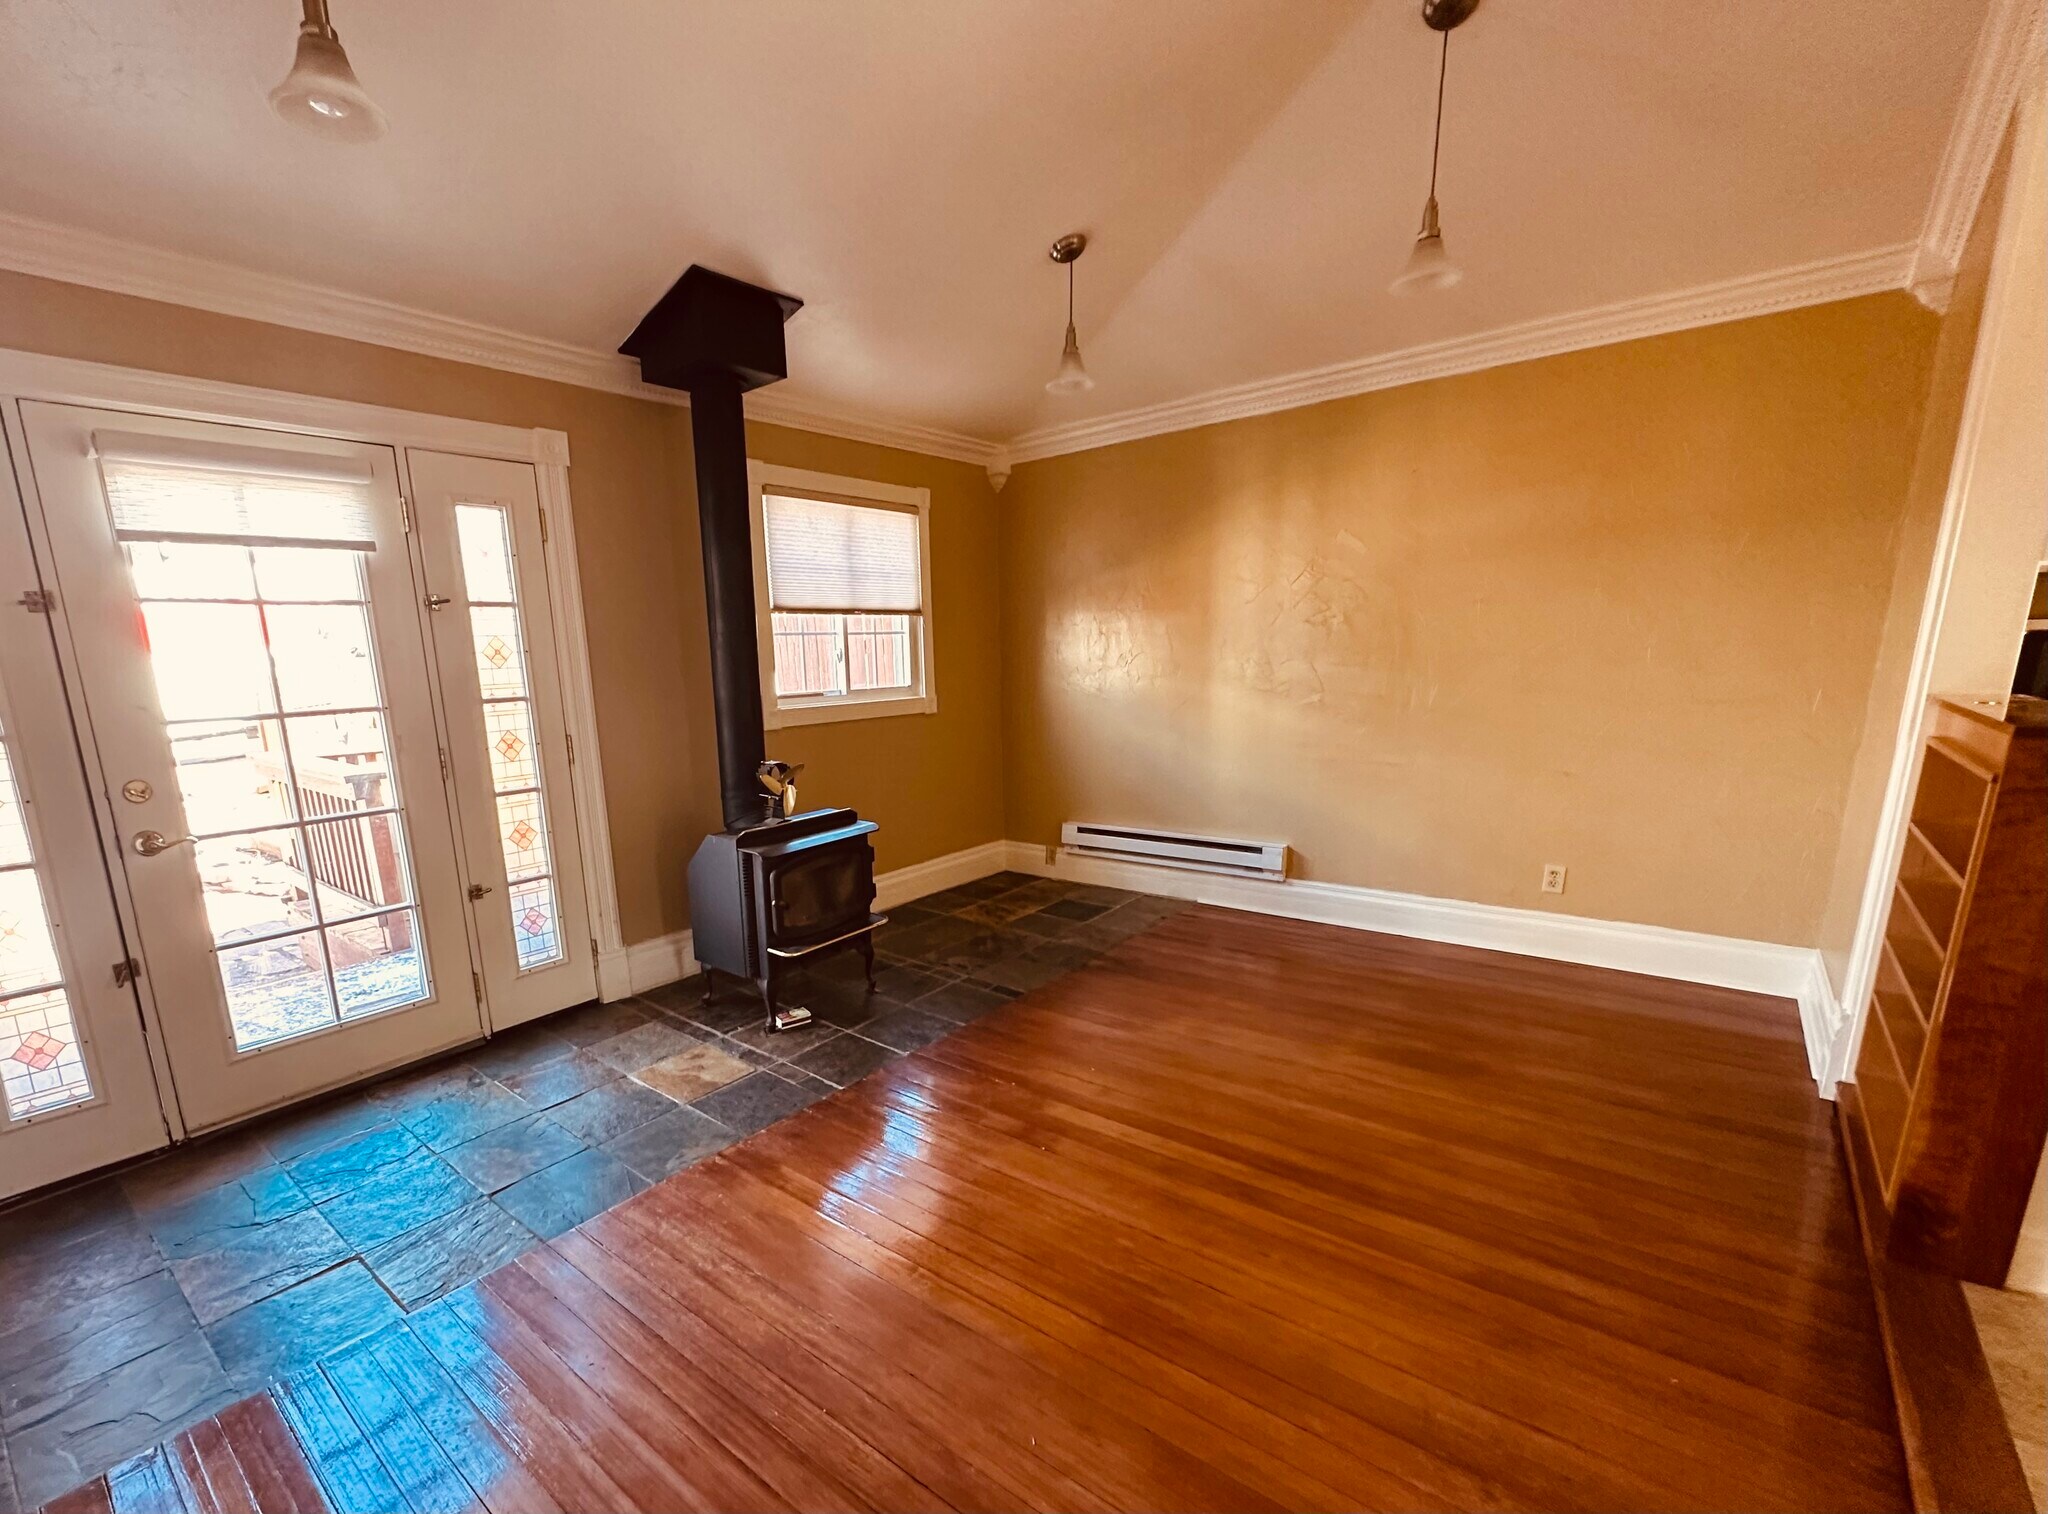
[
  {"xmin": 453, "ymin": 503, "xmax": 564, "ymax": 972},
  {"xmin": 0, "ymin": 716, "xmax": 96, "ymax": 1120},
  {"xmin": 124, "ymin": 539, "xmax": 431, "ymax": 1050}
]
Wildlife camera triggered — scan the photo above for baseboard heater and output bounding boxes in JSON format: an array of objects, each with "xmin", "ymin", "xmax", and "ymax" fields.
[{"xmin": 1060, "ymin": 822, "xmax": 1289, "ymax": 881}]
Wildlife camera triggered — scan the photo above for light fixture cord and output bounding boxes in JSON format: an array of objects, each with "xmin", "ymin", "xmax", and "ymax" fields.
[
  {"xmin": 1428, "ymin": 28, "xmax": 1448, "ymax": 202},
  {"xmin": 1067, "ymin": 257, "xmax": 1076, "ymax": 329}
]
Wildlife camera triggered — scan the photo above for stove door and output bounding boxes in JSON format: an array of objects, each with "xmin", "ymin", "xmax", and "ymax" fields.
[{"xmin": 770, "ymin": 844, "xmax": 872, "ymax": 943}]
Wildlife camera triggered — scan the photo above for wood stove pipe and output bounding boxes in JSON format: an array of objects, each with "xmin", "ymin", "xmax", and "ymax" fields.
[{"xmin": 619, "ymin": 266, "xmax": 803, "ymax": 832}]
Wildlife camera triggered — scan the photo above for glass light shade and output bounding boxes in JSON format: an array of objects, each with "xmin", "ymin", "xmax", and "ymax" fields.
[
  {"xmin": 1389, "ymin": 231, "xmax": 1462, "ymax": 295},
  {"xmin": 270, "ymin": 29, "xmax": 387, "ymax": 143},
  {"xmin": 1045, "ymin": 323, "xmax": 1095, "ymax": 395}
]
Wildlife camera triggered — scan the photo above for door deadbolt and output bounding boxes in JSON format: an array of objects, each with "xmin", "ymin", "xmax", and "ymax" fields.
[{"xmin": 121, "ymin": 779, "xmax": 152, "ymax": 804}]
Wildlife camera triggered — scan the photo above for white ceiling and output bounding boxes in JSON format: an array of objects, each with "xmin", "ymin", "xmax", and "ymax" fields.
[{"xmin": 0, "ymin": 1, "xmax": 1993, "ymax": 451}]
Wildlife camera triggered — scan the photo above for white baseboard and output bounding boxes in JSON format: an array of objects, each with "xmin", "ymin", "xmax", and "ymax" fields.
[
  {"xmin": 600, "ymin": 835, "xmax": 1012, "ymax": 1002},
  {"xmin": 874, "ymin": 838, "xmax": 1011, "ymax": 911},
  {"xmin": 1005, "ymin": 840, "xmax": 1840, "ymax": 1092}
]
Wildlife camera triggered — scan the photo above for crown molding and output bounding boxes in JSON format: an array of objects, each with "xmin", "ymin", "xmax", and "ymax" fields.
[
  {"xmin": 0, "ymin": 211, "xmax": 1001, "ymax": 466},
  {"xmin": 1908, "ymin": 0, "xmax": 2045, "ymax": 310},
  {"xmin": 1005, "ymin": 243, "xmax": 1917, "ymax": 464}
]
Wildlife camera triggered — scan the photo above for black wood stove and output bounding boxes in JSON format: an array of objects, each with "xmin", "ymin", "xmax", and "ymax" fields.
[{"xmin": 622, "ymin": 267, "xmax": 884, "ymax": 1032}]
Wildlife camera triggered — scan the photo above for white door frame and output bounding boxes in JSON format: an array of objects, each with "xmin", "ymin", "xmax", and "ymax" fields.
[{"xmin": 0, "ymin": 347, "xmax": 627, "ymax": 1133}]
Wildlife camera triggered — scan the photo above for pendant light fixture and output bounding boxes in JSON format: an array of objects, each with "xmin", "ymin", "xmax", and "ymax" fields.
[
  {"xmin": 270, "ymin": 0, "xmax": 387, "ymax": 143},
  {"xmin": 1045, "ymin": 233, "xmax": 1095, "ymax": 395},
  {"xmin": 1389, "ymin": 0, "xmax": 1478, "ymax": 297}
]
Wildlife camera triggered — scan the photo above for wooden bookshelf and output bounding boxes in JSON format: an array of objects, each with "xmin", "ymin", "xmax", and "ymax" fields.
[{"xmin": 1852, "ymin": 693, "xmax": 2047, "ymax": 1283}]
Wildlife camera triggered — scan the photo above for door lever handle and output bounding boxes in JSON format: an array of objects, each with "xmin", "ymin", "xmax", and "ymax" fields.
[{"xmin": 131, "ymin": 830, "xmax": 196, "ymax": 857}]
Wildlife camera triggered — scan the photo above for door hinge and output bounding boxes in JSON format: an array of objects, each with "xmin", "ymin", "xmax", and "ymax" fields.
[
  {"xmin": 538, "ymin": 507, "xmax": 549, "ymax": 544},
  {"xmin": 18, "ymin": 588, "xmax": 56, "ymax": 613},
  {"xmin": 112, "ymin": 958, "xmax": 141, "ymax": 987},
  {"xmin": 439, "ymin": 746, "xmax": 451, "ymax": 781},
  {"xmin": 400, "ymin": 495, "xmax": 413, "ymax": 534},
  {"xmin": 472, "ymin": 970, "xmax": 484, "ymax": 1005},
  {"xmin": 565, "ymin": 732, "xmax": 575, "ymax": 766}
]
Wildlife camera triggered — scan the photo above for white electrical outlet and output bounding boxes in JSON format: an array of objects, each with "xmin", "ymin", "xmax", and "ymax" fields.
[{"xmin": 1541, "ymin": 864, "xmax": 1567, "ymax": 894}]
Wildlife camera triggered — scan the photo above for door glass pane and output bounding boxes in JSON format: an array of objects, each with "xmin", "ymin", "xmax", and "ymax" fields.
[
  {"xmin": 140, "ymin": 602, "xmax": 274, "ymax": 720},
  {"xmin": 171, "ymin": 719, "xmax": 295, "ymax": 835},
  {"xmin": 452, "ymin": 503, "xmax": 564, "ymax": 972},
  {"xmin": 194, "ymin": 829, "xmax": 314, "ymax": 946},
  {"xmin": 125, "ymin": 541, "xmax": 255, "ymax": 601},
  {"xmin": 329, "ymin": 910, "xmax": 426, "ymax": 1019},
  {"xmin": 0, "ymin": 723, "xmax": 94, "ymax": 1118},
  {"xmin": 122, "ymin": 536, "xmax": 433, "ymax": 1050},
  {"xmin": 268, "ymin": 603, "xmax": 379, "ymax": 712}
]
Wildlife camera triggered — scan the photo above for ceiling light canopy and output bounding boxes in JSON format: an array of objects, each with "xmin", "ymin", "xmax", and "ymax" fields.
[
  {"xmin": 1045, "ymin": 233, "xmax": 1095, "ymax": 395},
  {"xmin": 1389, "ymin": 0, "xmax": 1477, "ymax": 296},
  {"xmin": 270, "ymin": 0, "xmax": 386, "ymax": 144}
]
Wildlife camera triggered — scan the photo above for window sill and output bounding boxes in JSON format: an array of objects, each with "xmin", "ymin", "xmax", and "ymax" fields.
[{"xmin": 765, "ymin": 691, "xmax": 937, "ymax": 729}]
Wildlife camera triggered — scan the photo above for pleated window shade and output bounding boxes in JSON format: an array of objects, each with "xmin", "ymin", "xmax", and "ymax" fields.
[
  {"xmin": 92, "ymin": 430, "xmax": 380, "ymax": 551},
  {"xmin": 763, "ymin": 491, "xmax": 922, "ymax": 614}
]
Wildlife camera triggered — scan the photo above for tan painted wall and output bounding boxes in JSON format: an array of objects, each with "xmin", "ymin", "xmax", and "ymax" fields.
[
  {"xmin": 1000, "ymin": 294, "xmax": 1939, "ymax": 947},
  {"xmin": 1813, "ymin": 134, "xmax": 2014, "ymax": 992},
  {"xmin": 0, "ymin": 271, "xmax": 1005, "ymax": 946}
]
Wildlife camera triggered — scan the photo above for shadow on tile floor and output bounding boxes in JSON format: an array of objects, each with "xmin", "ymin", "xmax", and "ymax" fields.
[{"xmin": 0, "ymin": 872, "xmax": 1187, "ymax": 1510}]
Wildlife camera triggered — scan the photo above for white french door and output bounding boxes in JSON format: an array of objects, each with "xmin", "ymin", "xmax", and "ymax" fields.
[
  {"xmin": 19, "ymin": 403, "xmax": 482, "ymax": 1131},
  {"xmin": 0, "ymin": 430, "xmax": 168, "ymax": 1198},
  {"xmin": 407, "ymin": 450, "xmax": 595, "ymax": 1026}
]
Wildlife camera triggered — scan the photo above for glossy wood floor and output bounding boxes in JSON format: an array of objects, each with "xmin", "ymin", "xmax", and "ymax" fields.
[{"xmin": 39, "ymin": 906, "xmax": 1910, "ymax": 1513}]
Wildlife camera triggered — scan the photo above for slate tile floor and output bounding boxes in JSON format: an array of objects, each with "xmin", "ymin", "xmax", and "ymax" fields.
[{"xmin": 0, "ymin": 872, "xmax": 1188, "ymax": 1510}]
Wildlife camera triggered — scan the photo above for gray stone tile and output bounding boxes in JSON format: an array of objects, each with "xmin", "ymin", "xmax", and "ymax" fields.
[
  {"xmin": 922, "ymin": 926, "xmax": 1020, "ymax": 975},
  {"xmin": 690, "ymin": 1071, "xmax": 822, "ymax": 1136},
  {"xmin": 972, "ymin": 949, "xmax": 1073, "ymax": 994},
  {"xmin": 169, "ymin": 1206, "xmax": 352, "ymax": 1326},
  {"xmin": 0, "ymin": 1213, "xmax": 164, "ymax": 1320},
  {"xmin": 3, "ymin": 1331, "xmax": 235, "ymax": 1507},
  {"xmin": 1041, "ymin": 897, "xmax": 1112, "ymax": 922},
  {"xmin": 0, "ymin": 1425, "xmax": 16, "ymax": 1514},
  {"xmin": 443, "ymin": 1115, "xmax": 586, "ymax": 1194},
  {"xmin": 602, "ymin": 1107, "xmax": 737, "ymax": 1184},
  {"xmin": 857, "ymin": 1005, "xmax": 960, "ymax": 1054},
  {"xmin": 548, "ymin": 1078, "xmax": 677, "ymax": 1145},
  {"xmin": 463, "ymin": 1024, "xmax": 576, "ymax": 1081},
  {"xmin": 499, "ymin": 1048, "xmax": 613, "ymax": 1111},
  {"xmin": 722, "ymin": 1016, "xmax": 840, "ymax": 1059},
  {"xmin": 492, "ymin": 1151, "xmax": 648, "ymax": 1240},
  {"xmin": 259, "ymin": 1093, "xmax": 394, "ymax": 1163},
  {"xmin": 282, "ymin": 1122, "xmax": 421, "ymax": 1202},
  {"xmin": 788, "ymin": 1032, "xmax": 902, "ymax": 1090},
  {"xmin": 395, "ymin": 1069, "xmax": 533, "ymax": 1153},
  {"xmin": 0, "ymin": 1270, "xmax": 197, "ymax": 1421},
  {"xmin": 664, "ymin": 985, "xmax": 760, "ymax": 1035},
  {"xmin": 119, "ymin": 1135, "xmax": 274, "ymax": 1215},
  {"xmin": 912, "ymin": 980, "xmax": 1012, "ymax": 1024},
  {"xmin": 316, "ymin": 1149, "xmax": 479, "ymax": 1252},
  {"xmin": 870, "ymin": 962, "xmax": 953, "ymax": 1004},
  {"xmin": 203, "ymin": 1261, "xmax": 402, "ymax": 1392},
  {"xmin": 1067, "ymin": 884, "xmax": 1143, "ymax": 909},
  {"xmin": 548, "ymin": 999, "xmax": 653, "ymax": 1048},
  {"xmin": 135, "ymin": 1165, "xmax": 312, "ymax": 1262},
  {"xmin": 362, "ymin": 1202, "xmax": 534, "ymax": 1311},
  {"xmin": 586, "ymin": 1017, "xmax": 695, "ymax": 1075}
]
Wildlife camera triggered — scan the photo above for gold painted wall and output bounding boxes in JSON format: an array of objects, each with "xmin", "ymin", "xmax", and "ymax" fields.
[
  {"xmin": 0, "ymin": 271, "xmax": 1006, "ymax": 946},
  {"xmin": 1000, "ymin": 294, "xmax": 1939, "ymax": 947},
  {"xmin": 1813, "ymin": 132, "xmax": 2013, "ymax": 991}
]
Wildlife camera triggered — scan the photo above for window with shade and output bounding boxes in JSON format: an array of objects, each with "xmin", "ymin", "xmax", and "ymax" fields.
[{"xmin": 749, "ymin": 464, "xmax": 935, "ymax": 726}]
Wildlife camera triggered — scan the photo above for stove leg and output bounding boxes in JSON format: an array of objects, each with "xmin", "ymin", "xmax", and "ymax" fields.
[
  {"xmin": 701, "ymin": 968, "xmax": 717, "ymax": 1007},
  {"xmin": 858, "ymin": 935, "xmax": 877, "ymax": 996},
  {"xmin": 759, "ymin": 972, "xmax": 811, "ymax": 1033}
]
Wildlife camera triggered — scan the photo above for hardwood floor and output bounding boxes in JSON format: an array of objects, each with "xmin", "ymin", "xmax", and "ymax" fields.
[{"xmin": 36, "ymin": 905, "xmax": 1910, "ymax": 1513}]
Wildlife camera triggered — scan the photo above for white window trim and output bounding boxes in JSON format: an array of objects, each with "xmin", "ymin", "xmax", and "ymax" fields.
[{"xmin": 747, "ymin": 460, "xmax": 937, "ymax": 729}]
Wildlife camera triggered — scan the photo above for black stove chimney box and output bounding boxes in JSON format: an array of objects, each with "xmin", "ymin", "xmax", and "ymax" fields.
[{"xmin": 622, "ymin": 267, "xmax": 883, "ymax": 1032}]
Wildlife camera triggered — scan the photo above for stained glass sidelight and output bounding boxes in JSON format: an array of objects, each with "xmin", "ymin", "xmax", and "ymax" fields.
[
  {"xmin": 122, "ymin": 539, "xmax": 430, "ymax": 1050},
  {"xmin": 0, "ymin": 721, "xmax": 95, "ymax": 1119},
  {"xmin": 454, "ymin": 504, "xmax": 564, "ymax": 972}
]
